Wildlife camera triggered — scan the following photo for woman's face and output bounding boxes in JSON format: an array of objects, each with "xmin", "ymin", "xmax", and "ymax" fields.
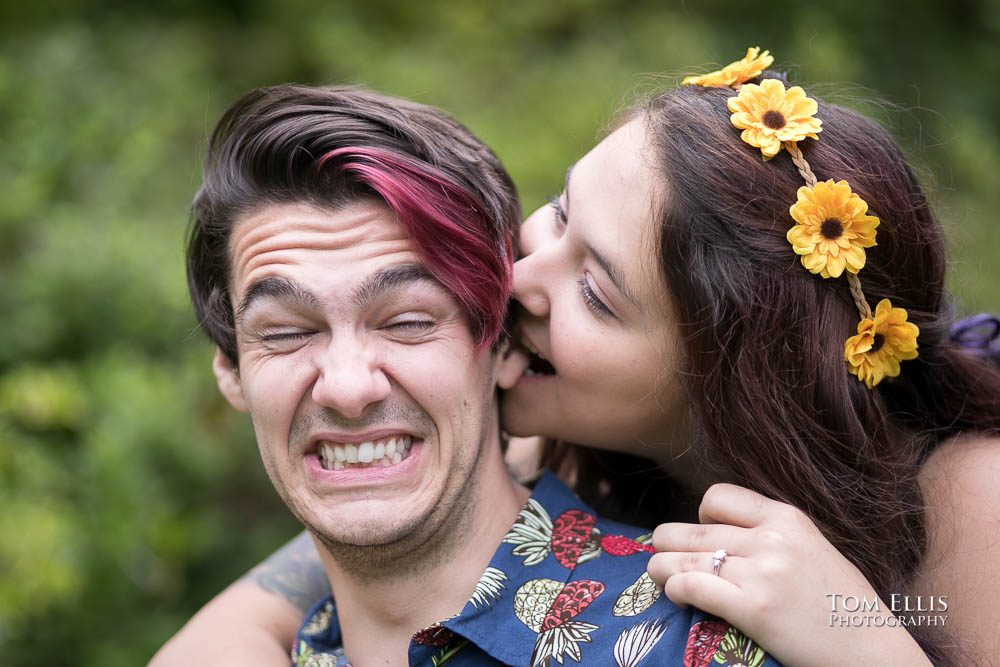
[{"xmin": 499, "ymin": 118, "xmax": 689, "ymax": 466}]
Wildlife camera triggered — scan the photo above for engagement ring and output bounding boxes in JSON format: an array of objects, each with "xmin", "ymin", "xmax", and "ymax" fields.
[{"xmin": 712, "ymin": 549, "xmax": 727, "ymax": 576}]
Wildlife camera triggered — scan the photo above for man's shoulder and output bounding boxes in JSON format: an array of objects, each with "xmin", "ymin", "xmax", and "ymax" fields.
[
  {"xmin": 481, "ymin": 473, "xmax": 782, "ymax": 666},
  {"xmin": 292, "ymin": 597, "xmax": 350, "ymax": 666},
  {"xmin": 499, "ymin": 538, "xmax": 778, "ymax": 666},
  {"xmin": 557, "ymin": 549, "xmax": 779, "ymax": 666}
]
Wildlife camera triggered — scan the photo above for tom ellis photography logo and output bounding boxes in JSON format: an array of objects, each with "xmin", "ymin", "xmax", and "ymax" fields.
[{"xmin": 827, "ymin": 594, "xmax": 948, "ymax": 628}]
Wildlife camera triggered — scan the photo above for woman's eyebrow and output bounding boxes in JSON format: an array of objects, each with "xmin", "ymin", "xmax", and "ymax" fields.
[
  {"xmin": 563, "ymin": 164, "xmax": 576, "ymax": 216},
  {"xmin": 583, "ymin": 241, "xmax": 640, "ymax": 308},
  {"xmin": 563, "ymin": 162, "xmax": 638, "ymax": 308}
]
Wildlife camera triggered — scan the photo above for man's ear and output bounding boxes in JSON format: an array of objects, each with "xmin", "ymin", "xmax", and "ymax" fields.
[
  {"xmin": 496, "ymin": 345, "xmax": 529, "ymax": 390},
  {"xmin": 212, "ymin": 348, "xmax": 247, "ymax": 412}
]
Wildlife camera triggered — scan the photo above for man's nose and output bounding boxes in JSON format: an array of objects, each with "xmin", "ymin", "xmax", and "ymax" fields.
[{"xmin": 311, "ymin": 337, "xmax": 391, "ymax": 419}]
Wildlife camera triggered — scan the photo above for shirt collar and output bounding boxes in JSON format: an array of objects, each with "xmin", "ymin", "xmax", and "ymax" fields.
[{"xmin": 439, "ymin": 471, "xmax": 597, "ymax": 666}]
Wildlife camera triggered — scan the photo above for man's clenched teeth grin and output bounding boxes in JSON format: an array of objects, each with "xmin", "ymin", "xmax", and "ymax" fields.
[{"xmin": 317, "ymin": 435, "xmax": 414, "ymax": 470}]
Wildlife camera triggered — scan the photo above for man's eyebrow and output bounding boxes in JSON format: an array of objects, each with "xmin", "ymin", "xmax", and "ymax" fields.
[
  {"xmin": 351, "ymin": 263, "xmax": 442, "ymax": 308},
  {"xmin": 584, "ymin": 242, "xmax": 640, "ymax": 309},
  {"xmin": 236, "ymin": 277, "xmax": 321, "ymax": 322}
]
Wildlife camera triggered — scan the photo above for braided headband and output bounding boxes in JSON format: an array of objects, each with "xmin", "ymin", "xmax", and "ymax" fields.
[{"xmin": 683, "ymin": 48, "xmax": 919, "ymax": 389}]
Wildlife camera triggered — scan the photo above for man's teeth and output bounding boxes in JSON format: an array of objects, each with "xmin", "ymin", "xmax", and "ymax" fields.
[{"xmin": 318, "ymin": 435, "xmax": 413, "ymax": 470}]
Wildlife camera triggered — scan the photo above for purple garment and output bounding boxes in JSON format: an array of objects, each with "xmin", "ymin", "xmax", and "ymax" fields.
[{"xmin": 949, "ymin": 313, "xmax": 1000, "ymax": 364}]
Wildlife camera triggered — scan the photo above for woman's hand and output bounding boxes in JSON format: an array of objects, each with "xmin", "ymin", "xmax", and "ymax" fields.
[{"xmin": 647, "ymin": 483, "xmax": 932, "ymax": 667}]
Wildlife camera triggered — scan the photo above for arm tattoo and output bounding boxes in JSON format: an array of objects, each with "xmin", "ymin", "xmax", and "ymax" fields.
[{"xmin": 243, "ymin": 531, "xmax": 331, "ymax": 612}]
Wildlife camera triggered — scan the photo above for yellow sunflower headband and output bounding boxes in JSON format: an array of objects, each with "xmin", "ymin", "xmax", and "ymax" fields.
[{"xmin": 683, "ymin": 48, "xmax": 919, "ymax": 389}]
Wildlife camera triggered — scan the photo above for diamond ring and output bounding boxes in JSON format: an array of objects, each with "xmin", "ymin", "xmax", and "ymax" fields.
[{"xmin": 712, "ymin": 549, "xmax": 728, "ymax": 576}]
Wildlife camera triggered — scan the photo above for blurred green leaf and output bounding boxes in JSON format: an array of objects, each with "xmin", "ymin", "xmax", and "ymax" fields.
[{"xmin": 0, "ymin": 2, "xmax": 996, "ymax": 664}]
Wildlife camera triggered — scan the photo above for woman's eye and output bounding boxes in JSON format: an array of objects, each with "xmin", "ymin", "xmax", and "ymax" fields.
[
  {"xmin": 548, "ymin": 195, "xmax": 567, "ymax": 226},
  {"xmin": 577, "ymin": 275, "xmax": 614, "ymax": 318}
]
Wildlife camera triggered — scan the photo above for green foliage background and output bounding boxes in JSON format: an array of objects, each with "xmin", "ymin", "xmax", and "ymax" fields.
[{"xmin": 1, "ymin": 1, "xmax": 997, "ymax": 663}]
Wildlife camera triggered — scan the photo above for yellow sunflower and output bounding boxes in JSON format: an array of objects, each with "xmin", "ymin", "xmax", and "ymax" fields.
[
  {"xmin": 786, "ymin": 180, "xmax": 879, "ymax": 279},
  {"xmin": 727, "ymin": 78, "xmax": 822, "ymax": 158},
  {"xmin": 682, "ymin": 47, "xmax": 774, "ymax": 88},
  {"xmin": 844, "ymin": 299, "xmax": 919, "ymax": 388}
]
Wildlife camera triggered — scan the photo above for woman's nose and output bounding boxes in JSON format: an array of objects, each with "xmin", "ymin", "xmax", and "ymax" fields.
[
  {"xmin": 512, "ymin": 207, "xmax": 559, "ymax": 317},
  {"xmin": 512, "ymin": 250, "xmax": 552, "ymax": 318}
]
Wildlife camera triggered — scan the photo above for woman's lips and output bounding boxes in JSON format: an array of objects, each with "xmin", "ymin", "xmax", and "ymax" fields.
[
  {"xmin": 520, "ymin": 339, "xmax": 556, "ymax": 378},
  {"xmin": 513, "ymin": 330, "xmax": 557, "ymax": 378}
]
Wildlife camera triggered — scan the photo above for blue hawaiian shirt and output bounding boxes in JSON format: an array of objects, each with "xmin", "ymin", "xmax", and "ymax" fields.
[{"xmin": 293, "ymin": 472, "xmax": 781, "ymax": 667}]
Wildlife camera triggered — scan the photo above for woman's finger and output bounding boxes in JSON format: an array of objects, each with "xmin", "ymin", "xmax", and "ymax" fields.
[
  {"xmin": 652, "ymin": 522, "xmax": 753, "ymax": 555},
  {"xmin": 661, "ymin": 570, "xmax": 746, "ymax": 621},
  {"xmin": 647, "ymin": 552, "xmax": 747, "ymax": 588},
  {"xmin": 698, "ymin": 482, "xmax": 790, "ymax": 527}
]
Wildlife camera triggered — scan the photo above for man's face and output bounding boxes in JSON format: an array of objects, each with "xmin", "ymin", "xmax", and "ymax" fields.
[{"xmin": 217, "ymin": 201, "xmax": 501, "ymax": 551}]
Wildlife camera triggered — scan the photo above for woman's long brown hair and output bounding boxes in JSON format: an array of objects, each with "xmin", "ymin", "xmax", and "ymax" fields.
[{"xmin": 556, "ymin": 76, "xmax": 1000, "ymax": 664}]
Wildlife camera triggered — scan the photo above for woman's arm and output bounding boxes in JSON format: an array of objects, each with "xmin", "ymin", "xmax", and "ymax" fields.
[
  {"xmin": 913, "ymin": 434, "xmax": 1000, "ymax": 665},
  {"xmin": 647, "ymin": 484, "xmax": 933, "ymax": 667},
  {"xmin": 148, "ymin": 531, "xmax": 328, "ymax": 666}
]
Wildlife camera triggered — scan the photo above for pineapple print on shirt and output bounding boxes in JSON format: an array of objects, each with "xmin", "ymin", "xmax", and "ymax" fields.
[
  {"xmin": 502, "ymin": 499, "xmax": 654, "ymax": 570},
  {"xmin": 291, "ymin": 472, "xmax": 784, "ymax": 667}
]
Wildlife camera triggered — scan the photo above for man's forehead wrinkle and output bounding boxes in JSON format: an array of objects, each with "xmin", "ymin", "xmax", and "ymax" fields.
[
  {"xmin": 234, "ymin": 202, "xmax": 395, "ymax": 242},
  {"xmin": 229, "ymin": 205, "xmax": 414, "ymax": 293},
  {"xmin": 231, "ymin": 201, "xmax": 401, "ymax": 253},
  {"xmin": 235, "ymin": 230, "xmax": 382, "ymax": 283},
  {"xmin": 232, "ymin": 217, "xmax": 390, "ymax": 270},
  {"xmin": 235, "ymin": 237, "xmax": 417, "ymax": 295}
]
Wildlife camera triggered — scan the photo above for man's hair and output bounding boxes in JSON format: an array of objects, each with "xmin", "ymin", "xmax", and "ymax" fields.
[{"xmin": 187, "ymin": 84, "xmax": 520, "ymax": 366}]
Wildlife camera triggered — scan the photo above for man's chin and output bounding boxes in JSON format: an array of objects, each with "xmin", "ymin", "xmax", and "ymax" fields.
[
  {"xmin": 299, "ymin": 498, "xmax": 432, "ymax": 549},
  {"xmin": 312, "ymin": 520, "xmax": 421, "ymax": 549},
  {"xmin": 307, "ymin": 516, "xmax": 439, "ymax": 577}
]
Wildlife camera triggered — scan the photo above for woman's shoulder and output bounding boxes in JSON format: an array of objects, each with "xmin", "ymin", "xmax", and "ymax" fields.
[
  {"xmin": 915, "ymin": 432, "xmax": 1000, "ymax": 664},
  {"xmin": 920, "ymin": 432, "xmax": 1000, "ymax": 502},
  {"xmin": 919, "ymin": 432, "xmax": 999, "ymax": 543}
]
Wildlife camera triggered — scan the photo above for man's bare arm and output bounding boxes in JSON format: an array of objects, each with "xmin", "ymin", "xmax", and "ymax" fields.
[{"xmin": 148, "ymin": 531, "xmax": 329, "ymax": 666}]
